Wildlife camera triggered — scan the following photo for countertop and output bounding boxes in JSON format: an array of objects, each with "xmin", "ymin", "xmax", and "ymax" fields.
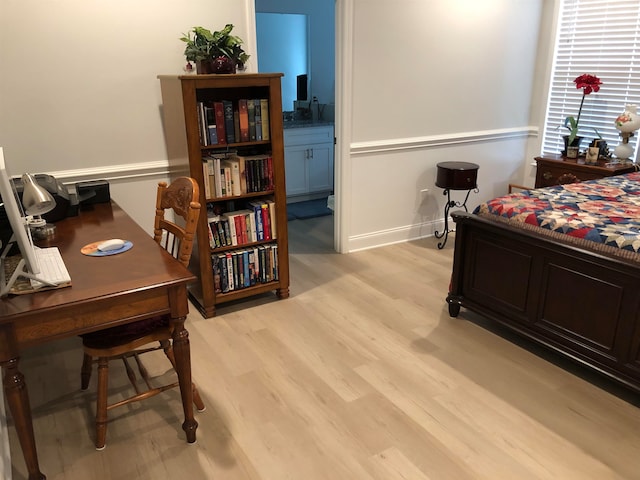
[{"xmin": 283, "ymin": 120, "xmax": 334, "ymax": 129}]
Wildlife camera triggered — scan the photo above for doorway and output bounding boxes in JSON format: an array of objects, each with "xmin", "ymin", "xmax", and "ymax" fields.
[{"xmin": 254, "ymin": 0, "xmax": 336, "ymax": 252}]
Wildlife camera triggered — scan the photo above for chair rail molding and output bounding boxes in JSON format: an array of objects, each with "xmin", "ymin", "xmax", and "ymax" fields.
[
  {"xmin": 351, "ymin": 126, "xmax": 538, "ymax": 156},
  {"xmin": 45, "ymin": 160, "xmax": 182, "ymax": 186}
]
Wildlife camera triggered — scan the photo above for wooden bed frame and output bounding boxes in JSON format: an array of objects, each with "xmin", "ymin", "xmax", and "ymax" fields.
[{"xmin": 446, "ymin": 211, "xmax": 640, "ymax": 394}]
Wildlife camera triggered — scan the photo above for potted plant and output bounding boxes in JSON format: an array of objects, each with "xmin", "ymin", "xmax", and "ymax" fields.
[
  {"xmin": 180, "ymin": 24, "xmax": 250, "ymax": 74},
  {"xmin": 560, "ymin": 74, "xmax": 602, "ymax": 155}
]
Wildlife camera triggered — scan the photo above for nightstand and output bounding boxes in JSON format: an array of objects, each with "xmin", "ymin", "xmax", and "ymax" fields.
[
  {"xmin": 534, "ymin": 154, "xmax": 636, "ymax": 188},
  {"xmin": 434, "ymin": 161, "xmax": 479, "ymax": 249}
]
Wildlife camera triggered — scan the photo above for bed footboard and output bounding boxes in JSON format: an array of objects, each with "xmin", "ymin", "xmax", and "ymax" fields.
[{"xmin": 447, "ymin": 211, "xmax": 640, "ymax": 393}]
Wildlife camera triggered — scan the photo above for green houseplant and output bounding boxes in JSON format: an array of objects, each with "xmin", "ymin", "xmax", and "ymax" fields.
[{"xmin": 180, "ymin": 24, "xmax": 250, "ymax": 74}]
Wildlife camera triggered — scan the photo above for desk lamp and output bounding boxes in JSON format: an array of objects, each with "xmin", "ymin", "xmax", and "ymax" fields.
[
  {"xmin": 21, "ymin": 173, "xmax": 57, "ymax": 237},
  {"xmin": 613, "ymin": 104, "xmax": 640, "ymax": 162}
]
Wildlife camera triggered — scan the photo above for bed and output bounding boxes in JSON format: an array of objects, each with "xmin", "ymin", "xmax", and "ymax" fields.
[{"xmin": 446, "ymin": 171, "xmax": 640, "ymax": 393}]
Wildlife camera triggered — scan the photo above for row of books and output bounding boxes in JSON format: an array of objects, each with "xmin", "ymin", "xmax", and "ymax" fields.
[
  {"xmin": 212, "ymin": 244, "xmax": 279, "ymax": 293},
  {"xmin": 198, "ymin": 98, "xmax": 270, "ymax": 146},
  {"xmin": 202, "ymin": 152, "xmax": 274, "ymax": 198},
  {"xmin": 208, "ymin": 199, "xmax": 276, "ymax": 248}
]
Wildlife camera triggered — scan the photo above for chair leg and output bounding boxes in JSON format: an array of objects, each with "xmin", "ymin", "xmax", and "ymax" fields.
[
  {"xmin": 160, "ymin": 340, "xmax": 206, "ymax": 412},
  {"xmin": 81, "ymin": 353, "xmax": 93, "ymax": 390},
  {"xmin": 95, "ymin": 357, "xmax": 109, "ymax": 450}
]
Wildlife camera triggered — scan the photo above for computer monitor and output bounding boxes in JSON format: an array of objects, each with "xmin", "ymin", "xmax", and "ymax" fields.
[{"xmin": 0, "ymin": 147, "xmax": 55, "ymax": 295}]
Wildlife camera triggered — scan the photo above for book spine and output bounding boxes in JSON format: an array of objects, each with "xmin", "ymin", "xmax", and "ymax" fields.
[
  {"xmin": 249, "ymin": 202, "xmax": 264, "ymax": 241},
  {"xmin": 226, "ymin": 253, "xmax": 235, "ymax": 291},
  {"xmin": 233, "ymin": 215, "xmax": 244, "ymax": 245},
  {"xmin": 213, "ymin": 101, "xmax": 226, "ymax": 144},
  {"xmin": 248, "ymin": 99, "xmax": 256, "ymax": 141},
  {"xmin": 243, "ymin": 250, "xmax": 250, "ymax": 287},
  {"xmin": 248, "ymin": 249, "xmax": 256, "ymax": 286},
  {"xmin": 211, "ymin": 254, "xmax": 222, "ymax": 293},
  {"xmin": 262, "ymin": 204, "xmax": 271, "ymax": 241},
  {"xmin": 214, "ymin": 157, "xmax": 222, "ymax": 198},
  {"xmin": 260, "ymin": 99, "xmax": 270, "ymax": 141},
  {"xmin": 254, "ymin": 99, "xmax": 262, "ymax": 141},
  {"xmin": 238, "ymin": 99, "xmax": 249, "ymax": 142},
  {"xmin": 232, "ymin": 252, "xmax": 240, "ymax": 290},
  {"xmin": 207, "ymin": 221, "xmax": 216, "ymax": 248},
  {"xmin": 202, "ymin": 160, "xmax": 211, "ymax": 198},
  {"xmin": 220, "ymin": 253, "xmax": 230, "ymax": 292},
  {"xmin": 223, "ymin": 100, "xmax": 235, "ymax": 143},
  {"xmin": 266, "ymin": 200, "xmax": 277, "ymax": 239},
  {"xmin": 198, "ymin": 102, "xmax": 207, "ymax": 146},
  {"xmin": 225, "ymin": 215, "xmax": 238, "ymax": 245}
]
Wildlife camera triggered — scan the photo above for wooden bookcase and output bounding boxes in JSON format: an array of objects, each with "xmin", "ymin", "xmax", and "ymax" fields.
[{"xmin": 158, "ymin": 73, "xmax": 289, "ymax": 318}]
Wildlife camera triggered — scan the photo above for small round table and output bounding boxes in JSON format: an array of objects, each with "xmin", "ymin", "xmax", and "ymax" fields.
[{"xmin": 434, "ymin": 161, "xmax": 479, "ymax": 249}]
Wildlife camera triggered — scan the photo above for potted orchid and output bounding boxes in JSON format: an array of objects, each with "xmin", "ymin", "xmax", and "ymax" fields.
[{"xmin": 562, "ymin": 74, "xmax": 602, "ymax": 150}]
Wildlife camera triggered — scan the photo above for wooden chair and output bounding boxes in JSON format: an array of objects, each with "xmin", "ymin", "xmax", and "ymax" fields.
[{"xmin": 80, "ymin": 177, "xmax": 205, "ymax": 450}]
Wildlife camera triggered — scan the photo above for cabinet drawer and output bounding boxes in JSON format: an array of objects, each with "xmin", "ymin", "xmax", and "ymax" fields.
[
  {"xmin": 536, "ymin": 166, "xmax": 602, "ymax": 187},
  {"xmin": 284, "ymin": 126, "xmax": 333, "ymax": 146}
]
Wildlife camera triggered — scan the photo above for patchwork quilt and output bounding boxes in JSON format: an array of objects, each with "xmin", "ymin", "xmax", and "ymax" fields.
[{"xmin": 475, "ymin": 171, "xmax": 640, "ymax": 258}]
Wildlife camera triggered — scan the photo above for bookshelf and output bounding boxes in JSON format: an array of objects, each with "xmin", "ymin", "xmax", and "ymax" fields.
[{"xmin": 158, "ymin": 73, "xmax": 289, "ymax": 318}]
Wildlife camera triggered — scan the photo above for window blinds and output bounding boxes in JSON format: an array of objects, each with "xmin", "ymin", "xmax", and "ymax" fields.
[{"xmin": 542, "ymin": 0, "xmax": 640, "ymax": 158}]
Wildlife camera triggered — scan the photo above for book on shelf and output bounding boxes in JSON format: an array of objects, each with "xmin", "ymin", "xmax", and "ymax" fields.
[
  {"xmin": 225, "ymin": 252, "xmax": 234, "ymax": 291},
  {"xmin": 254, "ymin": 99, "xmax": 262, "ymax": 141},
  {"xmin": 222, "ymin": 100, "xmax": 235, "ymax": 144},
  {"xmin": 266, "ymin": 199, "xmax": 277, "ymax": 239},
  {"xmin": 233, "ymin": 154, "xmax": 272, "ymax": 193},
  {"xmin": 202, "ymin": 160, "xmax": 211, "ymax": 198},
  {"xmin": 211, "ymin": 243, "xmax": 277, "ymax": 293},
  {"xmin": 238, "ymin": 99, "xmax": 250, "ymax": 142},
  {"xmin": 260, "ymin": 99, "xmax": 270, "ymax": 141},
  {"xmin": 197, "ymin": 102, "xmax": 207, "ymax": 146},
  {"xmin": 233, "ymin": 107, "xmax": 240, "ymax": 143},
  {"xmin": 197, "ymin": 98, "xmax": 269, "ymax": 146},
  {"xmin": 221, "ymin": 157, "xmax": 242, "ymax": 196},
  {"xmin": 213, "ymin": 101, "xmax": 226, "ymax": 145},
  {"xmin": 248, "ymin": 99, "xmax": 257, "ymax": 141},
  {"xmin": 212, "ymin": 254, "xmax": 222, "ymax": 293}
]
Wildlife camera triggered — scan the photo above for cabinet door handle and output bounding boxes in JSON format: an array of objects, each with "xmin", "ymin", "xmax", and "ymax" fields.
[
  {"xmin": 543, "ymin": 171, "xmax": 553, "ymax": 180},
  {"xmin": 309, "ymin": 148, "xmax": 313, "ymax": 159}
]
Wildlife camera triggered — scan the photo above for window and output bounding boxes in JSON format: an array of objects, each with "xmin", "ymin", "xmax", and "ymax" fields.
[{"xmin": 542, "ymin": 0, "xmax": 640, "ymax": 159}]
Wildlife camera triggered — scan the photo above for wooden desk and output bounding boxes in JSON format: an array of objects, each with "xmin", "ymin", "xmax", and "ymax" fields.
[{"xmin": 0, "ymin": 202, "xmax": 198, "ymax": 480}]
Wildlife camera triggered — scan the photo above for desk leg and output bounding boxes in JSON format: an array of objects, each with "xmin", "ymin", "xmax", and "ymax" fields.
[
  {"xmin": 171, "ymin": 322, "xmax": 198, "ymax": 443},
  {"xmin": 169, "ymin": 285, "xmax": 198, "ymax": 444},
  {"xmin": 2, "ymin": 358, "xmax": 46, "ymax": 480}
]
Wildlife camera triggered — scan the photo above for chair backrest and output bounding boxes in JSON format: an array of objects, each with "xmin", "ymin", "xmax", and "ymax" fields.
[{"xmin": 153, "ymin": 177, "xmax": 201, "ymax": 267}]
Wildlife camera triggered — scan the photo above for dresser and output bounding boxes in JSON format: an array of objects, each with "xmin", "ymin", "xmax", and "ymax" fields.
[{"xmin": 534, "ymin": 154, "xmax": 636, "ymax": 188}]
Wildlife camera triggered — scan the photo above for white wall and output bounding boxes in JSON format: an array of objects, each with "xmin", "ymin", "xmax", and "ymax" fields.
[
  {"xmin": 337, "ymin": 0, "xmax": 544, "ymax": 251},
  {"xmin": 0, "ymin": 0, "xmax": 256, "ymax": 232},
  {"xmin": 0, "ymin": 0, "xmax": 548, "ymax": 248}
]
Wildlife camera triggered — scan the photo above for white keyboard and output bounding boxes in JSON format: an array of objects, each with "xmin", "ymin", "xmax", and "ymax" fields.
[{"xmin": 30, "ymin": 246, "xmax": 71, "ymax": 288}]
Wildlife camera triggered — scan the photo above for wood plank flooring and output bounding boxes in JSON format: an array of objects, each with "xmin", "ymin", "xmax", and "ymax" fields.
[{"xmin": 7, "ymin": 215, "xmax": 640, "ymax": 479}]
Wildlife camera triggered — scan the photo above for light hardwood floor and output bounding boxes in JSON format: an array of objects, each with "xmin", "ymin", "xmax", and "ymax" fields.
[{"xmin": 8, "ymin": 215, "xmax": 640, "ymax": 480}]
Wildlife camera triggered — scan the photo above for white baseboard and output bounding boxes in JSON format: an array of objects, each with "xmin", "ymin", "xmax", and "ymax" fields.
[{"xmin": 347, "ymin": 218, "xmax": 446, "ymax": 252}]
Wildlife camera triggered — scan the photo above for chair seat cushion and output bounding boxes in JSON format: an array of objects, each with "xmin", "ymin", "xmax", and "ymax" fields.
[{"xmin": 81, "ymin": 315, "xmax": 170, "ymax": 350}]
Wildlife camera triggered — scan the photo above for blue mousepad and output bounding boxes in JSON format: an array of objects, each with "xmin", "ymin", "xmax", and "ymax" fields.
[{"xmin": 81, "ymin": 240, "xmax": 133, "ymax": 256}]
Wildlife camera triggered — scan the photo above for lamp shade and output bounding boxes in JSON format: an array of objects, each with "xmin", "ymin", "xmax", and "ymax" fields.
[
  {"xmin": 614, "ymin": 104, "xmax": 640, "ymax": 133},
  {"xmin": 21, "ymin": 173, "xmax": 56, "ymax": 216}
]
